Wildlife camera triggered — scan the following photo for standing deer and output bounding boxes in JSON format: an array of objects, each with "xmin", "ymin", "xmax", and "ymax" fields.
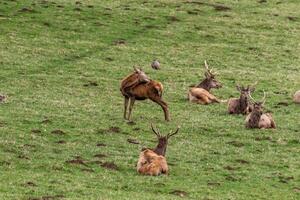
[
  {"xmin": 137, "ymin": 124, "xmax": 180, "ymax": 176},
  {"xmin": 228, "ymin": 83, "xmax": 256, "ymax": 115},
  {"xmin": 120, "ymin": 67, "xmax": 170, "ymax": 121},
  {"xmin": 245, "ymin": 91, "xmax": 276, "ymax": 129},
  {"xmin": 188, "ymin": 60, "xmax": 222, "ymax": 104}
]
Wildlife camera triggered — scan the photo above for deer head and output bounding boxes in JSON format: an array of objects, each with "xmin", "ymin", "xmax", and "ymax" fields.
[
  {"xmin": 133, "ymin": 66, "xmax": 150, "ymax": 83},
  {"xmin": 197, "ymin": 60, "xmax": 222, "ymax": 91},
  {"xmin": 236, "ymin": 82, "xmax": 257, "ymax": 99},
  {"xmin": 150, "ymin": 123, "xmax": 180, "ymax": 157}
]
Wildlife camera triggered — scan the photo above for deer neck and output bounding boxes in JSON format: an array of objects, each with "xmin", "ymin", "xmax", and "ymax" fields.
[
  {"xmin": 153, "ymin": 143, "xmax": 167, "ymax": 157},
  {"xmin": 249, "ymin": 110, "xmax": 262, "ymax": 128},
  {"xmin": 239, "ymin": 95, "xmax": 249, "ymax": 113},
  {"xmin": 121, "ymin": 74, "xmax": 141, "ymax": 94},
  {"xmin": 196, "ymin": 79, "xmax": 211, "ymax": 91}
]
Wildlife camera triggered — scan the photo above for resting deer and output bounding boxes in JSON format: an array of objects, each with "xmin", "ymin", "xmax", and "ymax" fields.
[
  {"xmin": 120, "ymin": 67, "xmax": 170, "ymax": 121},
  {"xmin": 137, "ymin": 124, "xmax": 179, "ymax": 176},
  {"xmin": 293, "ymin": 90, "xmax": 300, "ymax": 104},
  {"xmin": 188, "ymin": 60, "xmax": 222, "ymax": 104},
  {"xmin": 245, "ymin": 91, "xmax": 276, "ymax": 129},
  {"xmin": 228, "ymin": 83, "xmax": 256, "ymax": 115}
]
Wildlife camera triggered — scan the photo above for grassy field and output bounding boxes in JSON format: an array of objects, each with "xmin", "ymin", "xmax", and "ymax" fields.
[{"xmin": 0, "ymin": 0, "xmax": 299, "ymax": 199}]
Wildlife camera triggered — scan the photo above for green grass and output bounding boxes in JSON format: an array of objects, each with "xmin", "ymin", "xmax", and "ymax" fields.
[{"xmin": 0, "ymin": 0, "xmax": 299, "ymax": 199}]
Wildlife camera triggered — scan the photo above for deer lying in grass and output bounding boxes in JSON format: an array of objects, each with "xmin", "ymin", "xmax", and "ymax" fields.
[
  {"xmin": 245, "ymin": 91, "xmax": 276, "ymax": 129},
  {"xmin": 228, "ymin": 83, "xmax": 256, "ymax": 115},
  {"xmin": 120, "ymin": 67, "xmax": 170, "ymax": 121},
  {"xmin": 137, "ymin": 124, "xmax": 180, "ymax": 176},
  {"xmin": 188, "ymin": 60, "xmax": 222, "ymax": 104},
  {"xmin": 293, "ymin": 90, "xmax": 300, "ymax": 104}
]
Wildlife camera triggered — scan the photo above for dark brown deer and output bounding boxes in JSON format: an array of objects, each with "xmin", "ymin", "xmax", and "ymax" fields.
[
  {"xmin": 245, "ymin": 91, "xmax": 276, "ymax": 129},
  {"xmin": 188, "ymin": 60, "xmax": 222, "ymax": 104},
  {"xmin": 137, "ymin": 124, "xmax": 180, "ymax": 176},
  {"xmin": 228, "ymin": 83, "xmax": 257, "ymax": 114},
  {"xmin": 120, "ymin": 67, "xmax": 170, "ymax": 121}
]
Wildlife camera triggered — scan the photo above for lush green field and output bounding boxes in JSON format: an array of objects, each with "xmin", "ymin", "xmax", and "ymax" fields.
[{"xmin": 0, "ymin": 0, "xmax": 299, "ymax": 199}]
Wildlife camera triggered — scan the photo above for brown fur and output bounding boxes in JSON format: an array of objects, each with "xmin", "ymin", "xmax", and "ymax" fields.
[
  {"xmin": 293, "ymin": 90, "xmax": 300, "ymax": 104},
  {"xmin": 137, "ymin": 124, "xmax": 179, "ymax": 176},
  {"xmin": 188, "ymin": 61, "xmax": 222, "ymax": 105},
  {"xmin": 228, "ymin": 85, "xmax": 255, "ymax": 115},
  {"xmin": 120, "ymin": 69, "xmax": 170, "ymax": 121},
  {"xmin": 245, "ymin": 102, "xmax": 276, "ymax": 129}
]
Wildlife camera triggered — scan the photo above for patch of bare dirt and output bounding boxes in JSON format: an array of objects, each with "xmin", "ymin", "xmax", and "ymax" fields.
[
  {"xmin": 100, "ymin": 162, "xmax": 118, "ymax": 170},
  {"xmin": 113, "ymin": 39, "xmax": 126, "ymax": 45},
  {"xmin": 279, "ymin": 175, "xmax": 294, "ymax": 183},
  {"xmin": 51, "ymin": 130, "xmax": 66, "ymax": 135},
  {"xmin": 207, "ymin": 182, "xmax": 221, "ymax": 186},
  {"xmin": 30, "ymin": 129, "xmax": 41, "ymax": 134},
  {"xmin": 170, "ymin": 190, "xmax": 188, "ymax": 197},
  {"xmin": 96, "ymin": 143, "xmax": 106, "ymax": 147},
  {"xmin": 19, "ymin": 7, "xmax": 36, "ymax": 13},
  {"xmin": 255, "ymin": 136, "xmax": 273, "ymax": 142},
  {"xmin": 108, "ymin": 126, "xmax": 121, "ymax": 133},
  {"xmin": 23, "ymin": 181, "xmax": 37, "ymax": 187},
  {"xmin": 227, "ymin": 141, "xmax": 244, "ymax": 147},
  {"xmin": 56, "ymin": 140, "xmax": 66, "ymax": 144},
  {"xmin": 235, "ymin": 159, "xmax": 250, "ymax": 164},
  {"xmin": 94, "ymin": 154, "xmax": 107, "ymax": 158},
  {"xmin": 225, "ymin": 174, "xmax": 241, "ymax": 181},
  {"xmin": 83, "ymin": 81, "xmax": 98, "ymax": 87},
  {"xmin": 0, "ymin": 95, "xmax": 6, "ymax": 103},
  {"xmin": 66, "ymin": 157, "xmax": 88, "ymax": 167},
  {"xmin": 127, "ymin": 138, "xmax": 140, "ymax": 144},
  {"xmin": 224, "ymin": 165, "xmax": 240, "ymax": 171},
  {"xmin": 287, "ymin": 16, "xmax": 297, "ymax": 21}
]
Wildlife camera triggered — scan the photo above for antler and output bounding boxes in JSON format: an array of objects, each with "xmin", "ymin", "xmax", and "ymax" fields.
[
  {"xmin": 204, "ymin": 60, "xmax": 217, "ymax": 78},
  {"xmin": 150, "ymin": 123, "xmax": 161, "ymax": 138},
  {"xmin": 261, "ymin": 90, "xmax": 266, "ymax": 105},
  {"xmin": 167, "ymin": 126, "xmax": 180, "ymax": 139},
  {"xmin": 248, "ymin": 92, "xmax": 256, "ymax": 103},
  {"xmin": 133, "ymin": 66, "xmax": 140, "ymax": 72}
]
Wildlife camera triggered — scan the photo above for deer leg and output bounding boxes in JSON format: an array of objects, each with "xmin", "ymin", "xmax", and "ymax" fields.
[
  {"xmin": 150, "ymin": 97, "xmax": 170, "ymax": 121},
  {"xmin": 127, "ymin": 97, "xmax": 135, "ymax": 121},
  {"xmin": 124, "ymin": 97, "xmax": 129, "ymax": 120}
]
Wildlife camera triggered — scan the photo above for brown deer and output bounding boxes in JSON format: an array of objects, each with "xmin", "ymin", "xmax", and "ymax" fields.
[
  {"xmin": 120, "ymin": 67, "xmax": 170, "ymax": 121},
  {"xmin": 228, "ymin": 83, "xmax": 257, "ymax": 115},
  {"xmin": 188, "ymin": 60, "xmax": 222, "ymax": 104},
  {"xmin": 293, "ymin": 90, "xmax": 300, "ymax": 104},
  {"xmin": 245, "ymin": 91, "xmax": 276, "ymax": 129},
  {"xmin": 137, "ymin": 124, "xmax": 180, "ymax": 176}
]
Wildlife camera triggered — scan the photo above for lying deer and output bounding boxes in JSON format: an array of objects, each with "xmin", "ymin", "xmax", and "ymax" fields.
[
  {"xmin": 293, "ymin": 90, "xmax": 300, "ymax": 104},
  {"xmin": 228, "ymin": 83, "xmax": 256, "ymax": 115},
  {"xmin": 137, "ymin": 124, "xmax": 180, "ymax": 176},
  {"xmin": 188, "ymin": 60, "xmax": 222, "ymax": 104},
  {"xmin": 120, "ymin": 67, "xmax": 170, "ymax": 121},
  {"xmin": 245, "ymin": 91, "xmax": 276, "ymax": 129}
]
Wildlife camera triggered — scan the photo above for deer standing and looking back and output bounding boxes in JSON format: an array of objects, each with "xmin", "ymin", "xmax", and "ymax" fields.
[
  {"xmin": 188, "ymin": 60, "xmax": 222, "ymax": 104},
  {"xmin": 120, "ymin": 67, "xmax": 170, "ymax": 121},
  {"xmin": 245, "ymin": 91, "xmax": 276, "ymax": 129},
  {"xmin": 228, "ymin": 83, "xmax": 256, "ymax": 115},
  {"xmin": 137, "ymin": 124, "xmax": 180, "ymax": 176}
]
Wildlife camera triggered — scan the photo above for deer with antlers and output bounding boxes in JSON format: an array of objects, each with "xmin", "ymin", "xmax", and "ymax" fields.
[
  {"xmin": 137, "ymin": 124, "xmax": 180, "ymax": 176},
  {"xmin": 228, "ymin": 83, "xmax": 257, "ymax": 115},
  {"xmin": 188, "ymin": 60, "xmax": 222, "ymax": 104},
  {"xmin": 120, "ymin": 67, "xmax": 170, "ymax": 121},
  {"xmin": 245, "ymin": 91, "xmax": 276, "ymax": 129}
]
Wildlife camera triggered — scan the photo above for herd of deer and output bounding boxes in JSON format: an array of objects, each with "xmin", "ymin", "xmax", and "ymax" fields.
[{"xmin": 120, "ymin": 61, "xmax": 299, "ymax": 176}]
